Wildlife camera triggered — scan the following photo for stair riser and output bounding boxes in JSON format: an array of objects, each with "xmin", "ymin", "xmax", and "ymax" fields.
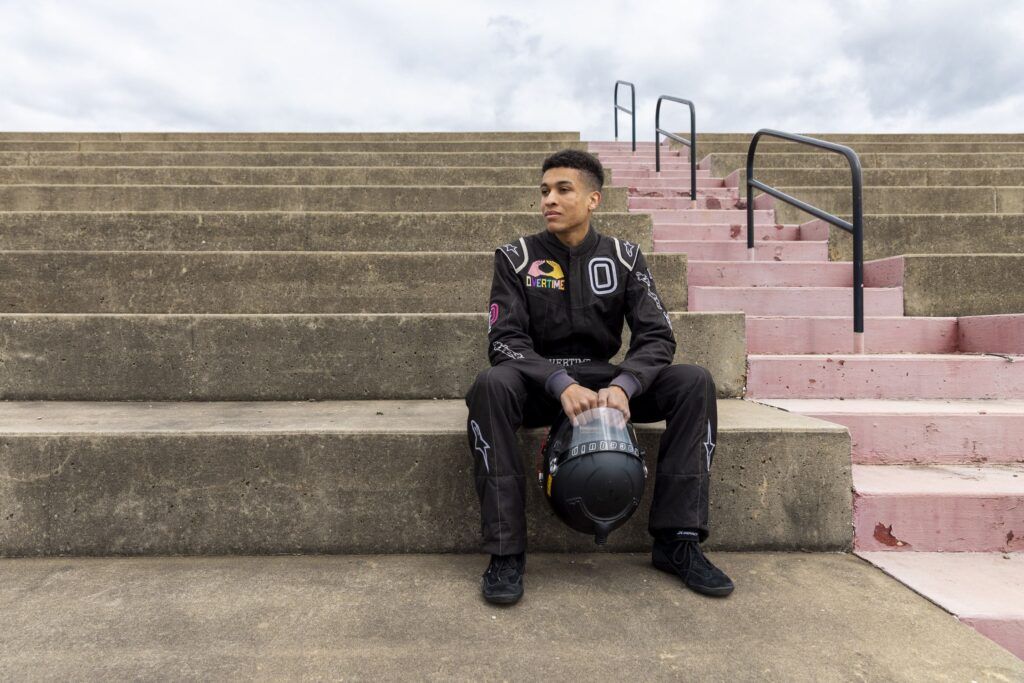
[
  {"xmin": 1, "ymin": 132, "xmax": 583, "ymax": 141},
  {"xmin": 0, "ymin": 152, "xmax": 566, "ymax": 167},
  {"xmin": 747, "ymin": 358, "xmax": 1024, "ymax": 399},
  {"xmin": 0, "ymin": 422, "xmax": 851, "ymax": 556},
  {"xmin": 654, "ymin": 224, "xmax": 800, "ymax": 241},
  {"xmin": 0, "ymin": 212, "xmax": 654, "ymax": 252},
  {"xmin": 807, "ymin": 413, "xmax": 1024, "ymax": 465},
  {"xmin": 656, "ymin": 242, "xmax": 829, "ymax": 261},
  {"xmin": 629, "ymin": 196, "xmax": 739, "ymax": 210},
  {"xmin": 854, "ymin": 494, "xmax": 1024, "ymax": 552},
  {"xmin": 689, "ymin": 288, "xmax": 903, "ymax": 317},
  {"xmin": 0, "ymin": 186, "xmax": 628, "ymax": 212},
  {"xmin": 0, "ymin": 313, "xmax": 746, "ymax": 400},
  {"xmin": 647, "ymin": 209, "xmax": 775, "ymax": 224},
  {"xmin": 688, "ymin": 263, "xmax": 852, "ymax": 287},
  {"xmin": 0, "ymin": 141, "xmax": 586, "ymax": 153},
  {"xmin": 0, "ymin": 252, "xmax": 686, "ymax": 314},
  {"xmin": 746, "ymin": 318, "xmax": 958, "ymax": 354}
]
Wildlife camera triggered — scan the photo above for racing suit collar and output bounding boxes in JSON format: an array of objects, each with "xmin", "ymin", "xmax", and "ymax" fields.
[{"xmin": 539, "ymin": 225, "xmax": 599, "ymax": 258}]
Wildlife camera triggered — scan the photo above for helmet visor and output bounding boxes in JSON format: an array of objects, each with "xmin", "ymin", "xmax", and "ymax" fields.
[{"xmin": 566, "ymin": 407, "xmax": 640, "ymax": 458}]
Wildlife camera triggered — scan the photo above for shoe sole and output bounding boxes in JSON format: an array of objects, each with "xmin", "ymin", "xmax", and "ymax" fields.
[
  {"xmin": 652, "ymin": 557, "xmax": 734, "ymax": 597},
  {"xmin": 481, "ymin": 579, "xmax": 524, "ymax": 605}
]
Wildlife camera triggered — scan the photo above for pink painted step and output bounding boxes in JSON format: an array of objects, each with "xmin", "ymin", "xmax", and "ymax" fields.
[
  {"xmin": 647, "ymin": 209, "xmax": 774, "ymax": 224},
  {"xmin": 609, "ymin": 170, "xmax": 711, "ymax": 180},
  {"xmin": 631, "ymin": 196, "xmax": 740, "ymax": 210},
  {"xmin": 689, "ymin": 286, "xmax": 903, "ymax": 316},
  {"xmin": 627, "ymin": 186, "xmax": 736, "ymax": 197},
  {"xmin": 747, "ymin": 316, "xmax": 959, "ymax": 354},
  {"xmin": 852, "ymin": 463, "xmax": 1024, "ymax": 552},
  {"xmin": 655, "ymin": 240, "xmax": 828, "ymax": 261},
  {"xmin": 858, "ymin": 552, "xmax": 1024, "ymax": 659},
  {"xmin": 653, "ymin": 224, "xmax": 801, "ymax": 241},
  {"xmin": 616, "ymin": 177, "xmax": 719, "ymax": 188},
  {"xmin": 759, "ymin": 398, "xmax": 1024, "ymax": 465},
  {"xmin": 746, "ymin": 354, "xmax": 1024, "ymax": 399},
  {"xmin": 960, "ymin": 315, "xmax": 1024, "ymax": 355},
  {"xmin": 688, "ymin": 261, "xmax": 853, "ymax": 286}
]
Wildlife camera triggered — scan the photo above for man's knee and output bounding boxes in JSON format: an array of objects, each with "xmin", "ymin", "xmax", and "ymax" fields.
[
  {"xmin": 466, "ymin": 364, "xmax": 527, "ymax": 405},
  {"xmin": 658, "ymin": 364, "xmax": 716, "ymax": 398}
]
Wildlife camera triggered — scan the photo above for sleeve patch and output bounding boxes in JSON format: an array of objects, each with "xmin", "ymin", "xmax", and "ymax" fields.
[
  {"xmin": 498, "ymin": 237, "xmax": 530, "ymax": 273},
  {"xmin": 613, "ymin": 238, "xmax": 640, "ymax": 271}
]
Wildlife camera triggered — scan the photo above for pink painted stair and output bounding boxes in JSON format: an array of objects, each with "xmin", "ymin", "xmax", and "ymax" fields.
[
  {"xmin": 758, "ymin": 399, "xmax": 1024, "ymax": 465},
  {"xmin": 591, "ymin": 138, "xmax": 1024, "ymax": 659},
  {"xmin": 852, "ymin": 463, "xmax": 1024, "ymax": 553}
]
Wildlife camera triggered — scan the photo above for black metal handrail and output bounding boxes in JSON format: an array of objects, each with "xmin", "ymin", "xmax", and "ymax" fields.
[
  {"xmin": 746, "ymin": 129, "xmax": 866, "ymax": 352},
  {"xmin": 613, "ymin": 81, "xmax": 636, "ymax": 152},
  {"xmin": 655, "ymin": 95, "xmax": 696, "ymax": 200}
]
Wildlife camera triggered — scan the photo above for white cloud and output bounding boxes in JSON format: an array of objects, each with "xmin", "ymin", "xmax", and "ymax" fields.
[{"xmin": 0, "ymin": 0, "xmax": 1021, "ymax": 137}]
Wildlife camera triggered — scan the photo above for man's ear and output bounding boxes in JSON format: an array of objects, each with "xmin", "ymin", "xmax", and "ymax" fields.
[{"xmin": 588, "ymin": 190, "xmax": 602, "ymax": 211}]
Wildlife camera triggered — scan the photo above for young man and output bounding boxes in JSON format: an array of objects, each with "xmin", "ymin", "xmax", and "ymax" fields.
[{"xmin": 465, "ymin": 149, "xmax": 734, "ymax": 605}]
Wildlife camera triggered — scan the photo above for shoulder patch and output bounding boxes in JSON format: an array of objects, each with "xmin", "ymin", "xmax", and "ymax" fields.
[
  {"xmin": 498, "ymin": 237, "xmax": 529, "ymax": 273},
  {"xmin": 613, "ymin": 237, "xmax": 640, "ymax": 271}
]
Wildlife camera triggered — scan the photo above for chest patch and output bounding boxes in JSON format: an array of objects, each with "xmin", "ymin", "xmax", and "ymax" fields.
[
  {"xmin": 588, "ymin": 257, "xmax": 618, "ymax": 295},
  {"xmin": 525, "ymin": 259, "xmax": 565, "ymax": 290}
]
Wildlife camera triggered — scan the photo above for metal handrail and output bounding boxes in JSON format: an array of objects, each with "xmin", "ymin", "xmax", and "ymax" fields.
[
  {"xmin": 655, "ymin": 95, "xmax": 696, "ymax": 200},
  {"xmin": 613, "ymin": 81, "xmax": 636, "ymax": 152},
  {"xmin": 746, "ymin": 129, "xmax": 866, "ymax": 353}
]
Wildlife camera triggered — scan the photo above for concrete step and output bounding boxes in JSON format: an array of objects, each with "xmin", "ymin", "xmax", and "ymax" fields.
[
  {"xmin": 3, "ymin": 554, "xmax": 1019, "ymax": 679},
  {"xmin": 626, "ymin": 186, "xmax": 736, "ymax": 197},
  {"xmin": 745, "ymin": 167, "xmax": 1024, "ymax": 188},
  {"xmin": 646, "ymin": 208, "xmax": 775, "ymax": 224},
  {"xmin": 765, "ymin": 186, "xmax": 1024, "ymax": 222},
  {"xmin": 759, "ymin": 399, "xmax": 1024, "ymax": 465},
  {"xmin": 0, "ymin": 185, "xmax": 628, "ymax": 212},
  {"xmin": 619, "ymin": 178, "xmax": 723, "ymax": 189},
  {"xmin": 852, "ymin": 464, "xmax": 1024, "ymax": 552},
  {"xmin": 655, "ymin": 240, "xmax": 828, "ymax": 261},
  {"xmin": 0, "ymin": 399, "xmax": 850, "ymax": 555},
  {"xmin": 629, "ymin": 195, "xmax": 740, "ymax": 210},
  {"xmin": 0, "ymin": 140, "xmax": 587, "ymax": 153},
  {"xmin": 706, "ymin": 152, "xmax": 1024, "ymax": 177},
  {"xmin": 606, "ymin": 169, "xmax": 710, "ymax": 180},
  {"xmin": 694, "ymin": 133, "xmax": 1024, "ymax": 142},
  {"xmin": 654, "ymin": 223, "xmax": 801, "ymax": 241},
  {"xmin": 0, "ymin": 151, "xmax": 567, "ymax": 167},
  {"xmin": 0, "ymin": 251, "xmax": 686, "ymax": 314},
  {"xmin": 859, "ymin": 551, "xmax": 1024, "ymax": 660},
  {"xmin": 0, "ymin": 131, "xmax": 583, "ymax": 141},
  {"xmin": 701, "ymin": 141, "xmax": 1024, "ymax": 155},
  {"xmin": 0, "ymin": 312, "xmax": 745, "ymax": 400},
  {"xmin": 689, "ymin": 286, "xmax": 903, "ymax": 317},
  {"xmin": 688, "ymin": 261, "xmax": 853, "ymax": 286},
  {"xmin": 0, "ymin": 165, "xmax": 550, "ymax": 186},
  {"xmin": 829, "ymin": 213, "xmax": 1024, "ymax": 261},
  {"xmin": 0, "ymin": 211, "xmax": 653, "ymax": 252},
  {"xmin": 746, "ymin": 354, "xmax": 1024, "ymax": 399},
  {"xmin": 865, "ymin": 254, "xmax": 1024, "ymax": 317},
  {"xmin": 747, "ymin": 316, "xmax": 959, "ymax": 354}
]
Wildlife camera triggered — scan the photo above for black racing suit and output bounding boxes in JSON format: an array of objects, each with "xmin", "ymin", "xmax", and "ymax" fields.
[{"xmin": 465, "ymin": 227, "xmax": 718, "ymax": 555}]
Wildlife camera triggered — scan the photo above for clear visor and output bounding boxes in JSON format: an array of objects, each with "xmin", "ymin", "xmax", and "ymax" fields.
[{"xmin": 568, "ymin": 407, "xmax": 633, "ymax": 451}]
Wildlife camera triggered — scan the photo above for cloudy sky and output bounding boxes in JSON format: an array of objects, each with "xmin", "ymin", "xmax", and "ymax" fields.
[{"xmin": 1, "ymin": 0, "xmax": 1021, "ymax": 139}]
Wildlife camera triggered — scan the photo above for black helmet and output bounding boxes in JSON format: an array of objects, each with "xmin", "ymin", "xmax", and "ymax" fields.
[{"xmin": 540, "ymin": 407, "xmax": 647, "ymax": 545}]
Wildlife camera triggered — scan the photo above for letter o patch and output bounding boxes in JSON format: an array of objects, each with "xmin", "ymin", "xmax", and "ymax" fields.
[{"xmin": 588, "ymin": 257, "xmax": 618, "ymax": 295}]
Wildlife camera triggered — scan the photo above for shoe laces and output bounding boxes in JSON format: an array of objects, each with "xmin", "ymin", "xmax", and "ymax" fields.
[
  {"xmin": 487, "ymin": 554, "xmax": 521, "ymax": 581},
  {"xmin": 670, "ymin": 540, "xmax": 701, "ymax": 568}
]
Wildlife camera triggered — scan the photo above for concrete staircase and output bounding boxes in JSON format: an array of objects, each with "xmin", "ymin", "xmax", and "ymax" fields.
[
  {"xmin": 0, "ymin": 131, "xmax": 851, "ymax": 559},
  {"xmin": 0, "ymin": 130, "xmax": 1021, "ymax": 676},
  {"xmin": 591, "ymin": 134, "xmax": 1024, "ymax": 659}
]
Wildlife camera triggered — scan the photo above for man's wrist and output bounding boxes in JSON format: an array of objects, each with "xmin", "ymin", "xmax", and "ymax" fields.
[{"xmin": 609, "ymin": 372, "xmax": 640, "ymax": 399}]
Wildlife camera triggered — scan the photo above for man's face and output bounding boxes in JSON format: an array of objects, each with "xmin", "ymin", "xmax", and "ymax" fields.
[{"xmin": 540, "ymin": 167, "xmax": 601, "ymax": 235}]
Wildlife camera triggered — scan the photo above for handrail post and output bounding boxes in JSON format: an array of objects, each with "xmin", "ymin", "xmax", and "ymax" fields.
[
  {"xmin": 614, "ymin": 81, "xmax": 636, "ymax": 153},
  {"xmin": 654, "ymin": 95, "xmax": 698, "ymax": 201},
  {"xmin": 746, "ymin": 129, "xmax": 866, "ymax": 350}
]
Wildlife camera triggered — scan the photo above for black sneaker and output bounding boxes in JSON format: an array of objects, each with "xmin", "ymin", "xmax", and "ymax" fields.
[
  {"xmin": 481, "ymin": 553, "xmax": 525, "ymax": 605},
  {"xmin": 652, "ymin": 539, "xmax": 734, "ymax": 597}
]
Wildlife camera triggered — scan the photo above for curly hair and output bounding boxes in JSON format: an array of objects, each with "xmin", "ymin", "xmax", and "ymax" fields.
[{"xmin": 541, "ymin": 149, "xmax": 605, "ymax": 191}]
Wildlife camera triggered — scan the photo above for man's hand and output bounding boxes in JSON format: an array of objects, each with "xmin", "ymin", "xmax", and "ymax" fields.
[
  {"xmin": 560, "ymin": 384, "xmax": 599, "ymax": 425},
  {"xmin": 598, "ymin": 386, "xmax": 631, "ymax": 422}
]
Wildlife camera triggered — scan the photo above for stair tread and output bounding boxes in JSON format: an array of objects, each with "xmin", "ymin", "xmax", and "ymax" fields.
[
  {"xmin": 0, "ymin": 398, "xmax": 846, "ymax": 435},
  {"xmin": 853, "ymin": 463, "xmax": 1024, "ymax": 495},
  {"xmin": 757, "ymin": 398, "xmax": 1024, "ymax": 415}
]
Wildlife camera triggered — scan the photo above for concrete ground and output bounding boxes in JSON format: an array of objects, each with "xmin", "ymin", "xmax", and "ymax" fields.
[{"xmin": 0, "ymin": 553, "xmax": 1020, "ymax": 681}]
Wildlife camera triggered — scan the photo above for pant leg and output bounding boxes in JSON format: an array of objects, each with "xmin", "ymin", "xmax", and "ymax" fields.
[
  {"xmin": 628, "ymin": 364, "xmax": 717, "ymax": 542},
  {"xmin": 465, "ymin": 364, "xmax": 559, "ymax": 555}
]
